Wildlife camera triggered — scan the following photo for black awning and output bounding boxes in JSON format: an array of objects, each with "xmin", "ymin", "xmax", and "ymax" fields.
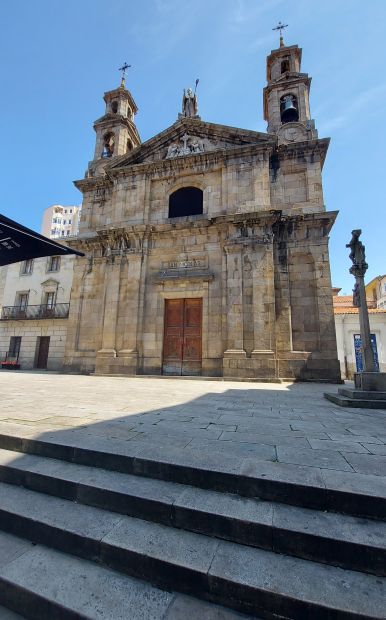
[{"xmin": 0, "ymin": 213, "xmax": 85, "ymax": 266}]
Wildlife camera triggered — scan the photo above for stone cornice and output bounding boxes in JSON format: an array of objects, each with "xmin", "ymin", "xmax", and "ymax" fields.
[
  {"xmin": 277, "ymin": 137, "xmax": 330, "ymax": 167},
  {"xmin": 65, "ymin": 210, "xmax": 338, "ymax": 256},
  {"xmin": 74, "ymin": 176, "xmax": 113, "ymax": 192},
  {"xmin": 264, "ymin": 74, "xmax": 311, "ymax": 95},
  {"xmin": 93, "ymin": 114, "xmax": 136, "ymax": 131}
]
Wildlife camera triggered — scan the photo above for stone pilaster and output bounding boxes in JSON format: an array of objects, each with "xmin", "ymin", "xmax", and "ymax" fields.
[
  {"xmin": 223, "ymin": 243, "xmax": 246, "ymax": 359},
  {"xmin": 95, "ymin": 256, "xmax": 122, "ymax": 373},
  {"xmin": 117, "ymin": 252, "xmax": 142, "ymax": 373}
]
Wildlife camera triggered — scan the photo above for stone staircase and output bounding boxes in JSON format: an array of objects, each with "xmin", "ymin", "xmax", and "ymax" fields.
[{"xmin": 0, "ymin": 431, "xmax": 384, "ymax": 619}]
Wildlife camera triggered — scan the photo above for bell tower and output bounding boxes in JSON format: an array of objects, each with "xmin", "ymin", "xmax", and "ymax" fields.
[
  {"xmin": 263, "ymin": 26, "xmax": 318, "ymax": 143},
  {"xmin": 88, "ymin": 66, "xmax": 141, "ymax": 176}
]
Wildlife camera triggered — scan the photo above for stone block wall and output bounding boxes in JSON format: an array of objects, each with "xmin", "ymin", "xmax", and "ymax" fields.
[{"xmin": 0, "ymin": 319, "xmax": 68, "ymax": 370}]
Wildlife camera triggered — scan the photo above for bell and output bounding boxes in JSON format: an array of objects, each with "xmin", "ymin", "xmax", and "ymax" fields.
[{"xmin": 281, "ymin": 96, "xmax": 299, "ymax": 123}]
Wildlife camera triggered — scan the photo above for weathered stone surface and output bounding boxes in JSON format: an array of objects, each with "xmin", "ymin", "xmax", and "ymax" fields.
[
  {"xmin": 208, "ymin": 540, "xmax": 386, "ymax": 619},
  {"xmin": 0, "ymin": 606, "xmax": 25, "ymax": 619},
  {"xmin": 59, "ymin": 42, "xmax": 341, "ymax": 383},
  {"xmin": 0, "ymin": 537, "xmax": 174, "ymax": 620}
]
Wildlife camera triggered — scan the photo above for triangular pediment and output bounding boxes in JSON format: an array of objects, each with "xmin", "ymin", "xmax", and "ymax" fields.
[
  {"xmin": 41, "ymin": 278, "xmax": 59, "ymax": 287},
  {"xmin": 108, "ymin": 118, "xmax": 274, "ymax": 170}
]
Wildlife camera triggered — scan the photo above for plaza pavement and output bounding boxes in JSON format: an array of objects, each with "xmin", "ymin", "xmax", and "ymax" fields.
[{"xmin": 0, "ymin": 371, "xmax": 385, "ymax": 486}]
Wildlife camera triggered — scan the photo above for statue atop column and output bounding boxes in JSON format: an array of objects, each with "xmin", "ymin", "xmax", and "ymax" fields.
[{"xmin": 346, "ymin": 229, "xmax": 368, "ymax": 278}]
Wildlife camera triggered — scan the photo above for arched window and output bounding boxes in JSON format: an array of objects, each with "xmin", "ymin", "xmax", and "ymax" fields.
[
  {"xmin": 101, "ymin": 132, "xmax": 115, "ymax": 158},
  {"xmin": 280, "ymin": 94, "xmax": 299, "ymax": 123},
  {"xmin": 281, "ymin": 59, "xmax": 290, "ymax": 73},
  {"xmin": 111, "ymin": 101, "xmax": 118, "ymax": 114},
  {"xmin": 168, "ymin": 187, "xmax": 203, "ymax": 218},
  {"xmin": 126, "ymin": 139, "xmax": 133, "ymax": 152}
]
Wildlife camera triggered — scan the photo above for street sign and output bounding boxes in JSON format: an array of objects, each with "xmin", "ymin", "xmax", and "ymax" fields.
[{"xmin": 354, "ymin": 333, "xmax": 379, "ymax": 372}]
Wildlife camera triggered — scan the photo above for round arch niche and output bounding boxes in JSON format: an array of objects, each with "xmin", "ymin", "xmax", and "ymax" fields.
[{"xmin": 168, "ymin": 186, "xmax": 203, "ymax": 218}]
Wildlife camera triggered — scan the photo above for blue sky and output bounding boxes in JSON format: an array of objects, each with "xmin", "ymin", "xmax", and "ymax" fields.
[{"xmin": 1, "ymin": 0, "xmax": 385, "ymax": 293}]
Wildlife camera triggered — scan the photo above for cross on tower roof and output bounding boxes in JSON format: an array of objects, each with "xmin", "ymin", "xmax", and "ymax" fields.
[
  {"xmin": 118, "ymin": 62, "xmax": 131, "ymax": 87},
  {"xmin": 272, "ymin": 21, "xmax": 288, "ymax": 47}
]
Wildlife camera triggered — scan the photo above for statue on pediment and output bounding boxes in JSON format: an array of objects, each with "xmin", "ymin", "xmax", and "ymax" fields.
[{"xmin": 182, "ymin": 87, "xmax": 198, "ymax": 118}]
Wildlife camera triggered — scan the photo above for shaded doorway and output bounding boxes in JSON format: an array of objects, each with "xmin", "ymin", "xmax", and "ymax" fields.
[
  {"xmin": 163, "ymin": 298, "xmax": 202, "ymax": 375},
  {"xmin": 35, "ymin": 336, "xmax": 50, "ymax": 369}
]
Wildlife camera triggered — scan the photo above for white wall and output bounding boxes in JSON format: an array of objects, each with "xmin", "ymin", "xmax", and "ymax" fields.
[
  {"xmin": 1, "ymin": 255, "xmax": 75, "ymax": 308},
  {"xmin": 335, "ymin": 312, "xmax": 386, "ymax": 378}
]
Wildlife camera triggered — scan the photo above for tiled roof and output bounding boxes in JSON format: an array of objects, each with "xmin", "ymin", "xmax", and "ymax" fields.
[
  {"xmin": 334, "ymin": 307, "xmax": 386, "ymax": 315},
  {"xmin": 333, "ymin": 295, "xmax": 377, "ymax": 309}
]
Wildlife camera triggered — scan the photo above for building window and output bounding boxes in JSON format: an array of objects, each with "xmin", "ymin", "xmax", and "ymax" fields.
[
  {"xmin": 48, "ymin": 256, "xmax": 60, "ymax": 272},
  {"xmin": 61, "ymin": 230, "xmax": 65, "ymax": 236},
  {"xmin": 8, "ymin": 336, "xmax": 21, "ymax": 360},
  {"xmin": 16, "ymin": 292, "xmax": 29, "ymax": 310},
  {"xmin": 281, "ymin": 59, "xmax": 290, "ymax": 73},
  {"xmin": 168, "ymin": 187, "xmax": 203, "ymax": 218},
  {"xmin": 45, "ymin": 291, "xmax": 56, "ymax": 309},
  {"xmin": 102, "ymin": 132, "xmax": 115, "ymax": 158},
  {"xmin": 111, "ymin": 100, "xmax": 118, "ymax": 114},
  {"xmin": 20, "ymin": 259, "xmax": 33, "ymax": 275},
  {"xmin": 66, "ymin": 230, "xmax": 70, "ymax": 236}
]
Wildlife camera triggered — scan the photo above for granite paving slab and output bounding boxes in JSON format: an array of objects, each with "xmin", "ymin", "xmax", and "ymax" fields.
[{"xmin": 0, "ymin": 373, "xmax": 385, "ymax": 500}]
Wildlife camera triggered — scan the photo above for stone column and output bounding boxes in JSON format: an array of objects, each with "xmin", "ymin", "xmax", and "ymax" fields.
[
  {"xmin": 223, "ymin": 244, "xmax": 246, "ymax": 359},
  {"xmin": 347, "ymin": 230, "xmax": 376, "ymax": 373},
  {"xmin": 96, "ymin": 256, "xmax": 122, "ymax": 372},
  {"xmin": 117, "ymin": 251, "xmax": 142, "ymax": 372},
  {"xmin": 273, "ymin": 238, "xmax": 293, "ymax": 352},
  {"xmin": 247, "ymin": 243, "xmax": 275, "ymax": 380}
]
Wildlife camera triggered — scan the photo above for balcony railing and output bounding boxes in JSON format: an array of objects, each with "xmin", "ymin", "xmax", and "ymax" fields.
[{"xmin": 0, "ymin": 303, "xmax": 70, "ymax": 320}]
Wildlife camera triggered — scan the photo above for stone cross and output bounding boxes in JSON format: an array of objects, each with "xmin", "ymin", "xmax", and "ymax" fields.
[
  {"xmin": 346, "ymin": 229, "xmax": 377, "ymax": 372},
  {"xmin": 181, "ymin": 133, "xmax": 189, "ymax": 151}
]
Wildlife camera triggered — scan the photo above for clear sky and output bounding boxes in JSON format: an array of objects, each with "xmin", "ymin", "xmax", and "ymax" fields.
[{"xmin": 1, "ymin": 0, "xmax": 385, "ymax": 293}]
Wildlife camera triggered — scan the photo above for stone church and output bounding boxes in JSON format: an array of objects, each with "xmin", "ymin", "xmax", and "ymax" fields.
[{"xmin": 64, "ymin": 38, "xmax": 341, "ymax": 382}]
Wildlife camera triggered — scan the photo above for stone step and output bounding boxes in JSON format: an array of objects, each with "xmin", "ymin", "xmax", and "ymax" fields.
[
  {"xmin": 0, "ymin": 489, "xmax": 384, "ymax": 619},
  {"xmin": 324, "ymin": 392, "xmax": 386, "ymax": 410},
  {"xmin": 0, "ymin": 452, "xmax": 384, "ymax": 576},
  {"xmin": 0, "ymin": 431, "xmax": 385, "ymax": 519},
  {"xmin": 339, "ymin": 388, "xmax": 386, "ymax": 401},
  {"xmin": 0, "ymin": 606, "xmax": 26, "ymax": 619},
  {"xmin": 0, "ymin": 530, "xmax": 254, "ymax": 620}
]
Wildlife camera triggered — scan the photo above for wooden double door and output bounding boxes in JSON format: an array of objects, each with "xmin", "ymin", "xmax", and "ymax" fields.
[{"xmin": 163, "ymin": 298, "xmax": 202, "ymax": 376}]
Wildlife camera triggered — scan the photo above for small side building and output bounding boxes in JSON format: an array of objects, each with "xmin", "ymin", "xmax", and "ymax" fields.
[
  {"xmin": 0, "ymin": 254, "xmax": 74, "ymax": 370},
  {"xmin": 333, "ymin": 287, "xmax": 386, "ymax": 378},
  {"xmin": 365, "ymin": 275, "xmax": 386, "ymax": 310}
]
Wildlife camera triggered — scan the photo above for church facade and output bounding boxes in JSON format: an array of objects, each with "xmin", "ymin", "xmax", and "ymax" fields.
[{"xmin": 63, "ymin": 40, "xmax": 341, "ymax": 382}]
